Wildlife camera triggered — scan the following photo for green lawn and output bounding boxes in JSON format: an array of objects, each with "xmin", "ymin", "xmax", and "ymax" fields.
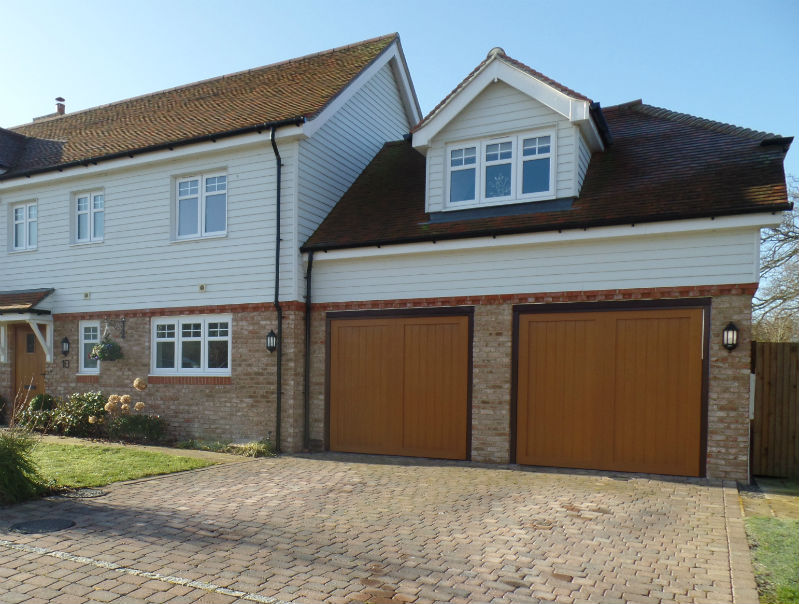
[
  {"xmin": 32, "ymin": 443, "xmax": 216, "ymax": 488},
  {"xmin": 743, "ymin": 479, "xmax": 799, "ymax": 604}
]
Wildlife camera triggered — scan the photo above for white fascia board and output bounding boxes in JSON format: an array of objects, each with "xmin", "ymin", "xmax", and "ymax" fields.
[
  {"xmin": 302, "ymin": 40, "xmax": 421, "ymax": 139},
  {"xmin": 0, "ymin": 127, "xmax": 304, "ymax": 192},
  {"xmin": 576, "ymin": 115, "xmax": 604, "ymax": 152},
  {"xmin": 308, "ymin": 212, "xmax": 782, "ymax": 262},
  {"xmin": 413, "ymin": 58, "xmax": 591, "ymax": 148}
]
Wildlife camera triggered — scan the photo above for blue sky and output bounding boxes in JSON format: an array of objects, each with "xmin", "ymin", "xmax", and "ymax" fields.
[{"xmin": 2, "ymin": 0, "xmax": 797, "ymax": 175}]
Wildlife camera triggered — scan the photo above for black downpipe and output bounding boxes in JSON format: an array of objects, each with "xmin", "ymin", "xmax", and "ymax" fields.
[
  {"xmin": 270, "ymin": 127, "xmax": 283, "ymax": 452},
  {"xmin": 303, "ymin": 251, "xmax": 314, "ymax": 450}
]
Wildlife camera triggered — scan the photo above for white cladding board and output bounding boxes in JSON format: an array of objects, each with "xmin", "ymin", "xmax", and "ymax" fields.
[
  {"xmin": 576, "ymin": 132, "xmax": 591, "ymax": 193},
  {"xmin": 310, "ymin": 228, "xmax": 760, "ymax": 303},
  {"xmin": 298, "ymin": 61, "xmax": 409, "ymax": 244},
  {"xmin": 426, "ymin": 81, "xmax": 577, "ymax": 212},
  {"xmin": 0, "ymin": 141, "xmax": 299, "ymax": 313}
]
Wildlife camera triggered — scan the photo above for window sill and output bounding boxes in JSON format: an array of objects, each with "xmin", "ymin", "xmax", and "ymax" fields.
[
  {"xmin": 148, "ymin": 375, "xmax": 232, "ymax": 385},
  {"xmin": 76, "ymin": 374, "xmax": 100, "ymax": 383},
  {"xmin": 9, "ymin": 248, "xmax": 37, "ymax": 254},
  {"xmin": 70, "ymin": 240, "xmax": 104, "ymax": 247},
  {"xmin": 170, "ymin": 233, "xmax": 228, "ymax": 244},
  {"xmin": 444, "ymin": 193, "xmax": 556, "ymax": 212}
]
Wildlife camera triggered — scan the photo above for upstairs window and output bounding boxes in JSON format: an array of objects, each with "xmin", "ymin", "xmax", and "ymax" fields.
[
  {"xmin": 177, "ymin": 174, "xmax": 227, "ymax": 239},
  {"xmin": 75, "ymin": 191, "xmax": 104, "ymax": 242},
  {"xmin": 446, "ymin": 130, "xmax": 555, "ymax": 208},
  {"xmin": 520, "ymin": 135, "xmax": 552, "ymax": 194},
  {"xmin": 12, "ymin": 201, "xmax": 37, "ymax": 250},
  {"xmin": 449, "ymin": 146, "xmax": 477, "ymax": 203}
]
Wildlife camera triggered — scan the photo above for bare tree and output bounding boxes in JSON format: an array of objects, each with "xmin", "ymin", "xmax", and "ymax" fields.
[{"xmin": 753, "ymin": 176, "xmax": 798, "ymax": 341}]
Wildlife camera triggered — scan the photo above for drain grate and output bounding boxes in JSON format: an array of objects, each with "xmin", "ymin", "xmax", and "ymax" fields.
[
  {"xmin": 60, "ymin": 488, "xmax": 107, "ymax": 499},
  {"xmin": 10, "ymin": 519, "xmax": 75, "ymax": 534}
]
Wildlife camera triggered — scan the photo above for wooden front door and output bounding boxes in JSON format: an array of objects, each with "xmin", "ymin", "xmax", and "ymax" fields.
[
  {"xmin": 516, "ymin": 307, "xmax": 704, "ymax": 476},
  {"xmin": 15, "ymin": 325, "xmax": 47, "ymax": 403},
  {"xmin": 329, "ymin": 314, "xmax": 470, "ymax": 460}
]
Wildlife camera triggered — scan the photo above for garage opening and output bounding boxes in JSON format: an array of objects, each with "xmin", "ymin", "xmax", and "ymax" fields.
[
  {"xmin": 515, "ymin": 305, "xmax": 705, "ymax": 476},
  {"xmin": 328, "ymin": 312, "xmax": 471, "ymax": 460}
]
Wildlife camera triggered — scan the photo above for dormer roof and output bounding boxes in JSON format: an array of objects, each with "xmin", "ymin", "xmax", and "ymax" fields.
[
  {"xmin": 411, "ymin": 48, "xmax": 605, "ymax": 150},
  {"xmin": 303, "ymin": 101, "xmax": 792, "ymax": 252}
]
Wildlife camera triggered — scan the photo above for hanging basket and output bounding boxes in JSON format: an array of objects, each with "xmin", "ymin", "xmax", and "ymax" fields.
[{"xmin": 90, "ymin": 336, "xmax": 123, "ymax": 361}]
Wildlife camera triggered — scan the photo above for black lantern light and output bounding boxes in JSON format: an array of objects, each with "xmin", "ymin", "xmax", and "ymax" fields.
[
  {"xmin": 266, "ymin": 329, "xmax": 278, "ymax": 353},
  {"xmin": 61, "ymin": 337, "xmax": 70, "ymax": 356},
  {"xmin": 722, "ymin": 322, "xmax": 739, "ymax": 352}
]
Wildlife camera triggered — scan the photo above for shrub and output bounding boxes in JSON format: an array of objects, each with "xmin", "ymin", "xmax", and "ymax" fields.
[
  {"xmin": 29, "ymin": 393, "xmax": 58, "ymax": 411},
  {"xmin": 107, "ymin": 414, "xmax": 167, "ymax": 443},
  {"xmin": 0, "ymin": 429, "xmax": 49, "ymax": 504},
  {"xmin": 17, "ymin": 392, "xmax": 108, "ymax": 437},
  {"xmin": 49, "ymin": 391, "xmax": 108, "ymax": 437}
]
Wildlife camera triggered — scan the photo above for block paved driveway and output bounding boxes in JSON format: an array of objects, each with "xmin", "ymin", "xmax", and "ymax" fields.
[{"xmin": 0, "ymin": 454, "xmax": 757, "ymax": 604}]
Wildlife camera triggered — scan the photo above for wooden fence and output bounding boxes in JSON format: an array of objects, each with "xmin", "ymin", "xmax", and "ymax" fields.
[{"xmin": 751, "ymin": 341, "xmax": 799, "ymax": 478}]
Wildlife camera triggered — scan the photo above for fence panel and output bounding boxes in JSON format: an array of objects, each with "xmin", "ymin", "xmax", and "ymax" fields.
[{"xmin": 751, "ymin": 341, "xmax": 799, "ymax": 478}]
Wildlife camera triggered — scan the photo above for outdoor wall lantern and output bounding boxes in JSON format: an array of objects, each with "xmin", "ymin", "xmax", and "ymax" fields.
[
  {"xmin": 61, "ymin": 337, "xmax": 70, "ymax": 356},
  {"xmin": 722, "ymin": 322, "xmax": 739, "ymax": 352},
  {"xmin": 266, "ymin": 329, "xmax": 278, "ymax": 353}
]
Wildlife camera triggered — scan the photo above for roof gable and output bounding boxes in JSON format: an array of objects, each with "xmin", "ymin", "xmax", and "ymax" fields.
[
  {"xmin": 1, "ymin": 34, "xmax": 402, "ymax": 180},
  {"xmin": 412, "ymin": 48, "xmax": 602, "ymax": 150}
]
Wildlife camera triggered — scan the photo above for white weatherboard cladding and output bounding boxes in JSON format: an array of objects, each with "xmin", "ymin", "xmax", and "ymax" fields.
[
  {"xmin": 576, "ymin": 131, "xmax": 591, "ymax": 193},
  {"xmin": 298, "ymin": 62, "xmax": 409, "ymax": 244},
  {"xmin": 0, "ymin": 141, "xmax": 300, "ymax": 313},
  {"xmin": 310, "ymin": 228, "xmax": 760, "ymax": 303},
  {"xmin": 426, "ymin": 81, "xmax": 577, "ymax": 212}
]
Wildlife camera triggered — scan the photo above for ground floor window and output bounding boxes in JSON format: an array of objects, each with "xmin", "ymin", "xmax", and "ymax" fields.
[
  {"xmin": 79, "ymin": 320, "xmax": 100, "ymax": 374},
  {"xmin": 151, "ymin": 315, "xmax": 231, "ymax": 375}
]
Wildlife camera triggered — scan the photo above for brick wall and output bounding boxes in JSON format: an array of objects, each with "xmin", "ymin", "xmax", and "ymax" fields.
[
  {"xmin": 707, "ymin": 294, "xmax": 753, "ymax": 480},
  {"xmin": 2, "ymin": 285, "xmax": 755, "ymax": 479},
  {"xmin": 308, "ymin": 284, "xmax": 756, "ymax": 480},
  {"xmin": 45, "ymin": 311, "xmax": 281, "ymax": 443}
]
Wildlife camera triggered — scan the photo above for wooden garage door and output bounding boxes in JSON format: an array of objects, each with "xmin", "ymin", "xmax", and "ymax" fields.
[
  {"xmin": 516, "ymin": 308, "xmax": 703, "ymax": 476},
  {"xmin": 329, "ymin": 314, "xmax": 469, "ymax": 460}
]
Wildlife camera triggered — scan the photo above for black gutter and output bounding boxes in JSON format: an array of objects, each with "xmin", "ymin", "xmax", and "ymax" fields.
[
  {"xmin": 301, "ymin": 203, "xmax": 793, "ymax": 253},
  {"xmin": 589, "ymin": 102, "xmax": 613, "ymax": 146},
  {"xmin": 270, "ymin": 127, "xmax": 284, "ymax": 453},
  {"xmin": 1, "ymin": 117, "xmax": 306, "ymax": 182},
  {"xmin": 303, "ymin": 251, "xmax": 314, "ymax": 451}
]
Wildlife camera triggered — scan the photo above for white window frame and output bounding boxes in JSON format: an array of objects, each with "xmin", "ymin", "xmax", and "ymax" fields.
[
  {"xmin": 175, "ymin": 173, "xmax": 227, "ymax": 240},
  {"xmin": 150, "ymin": 315, "xmax": 232, "ymax": 376},
  {"xmin": 446, "ymin": 143, "xmax": 479, "ymax": 205},
  {"xmin": 444, "ymin": 128, "xmax": 556, "ymax": 209},
  {"xmin": 74, "ymin": 190, "xmax": 104, "ymax": 243},
  {"xmin": 79, "ymin": 320, "xmax": 101, "ymax": 374},
  {"xmin": 11, "ymin": 201, "xmax": 37, "ymax": 251}
]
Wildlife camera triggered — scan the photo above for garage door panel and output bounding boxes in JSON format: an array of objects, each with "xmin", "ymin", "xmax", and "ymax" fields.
[
  {"xmin": 330, "ymin": 315, "xmax": 469, "ymax": 460},
  {"xmin": 613, "ymin": 313, "xmax": 702, "ymax": 475},
  {"xmin": 330, "ymin": 322, "xmax": 404, "ymax": 455},
  {"xmin": 517, "ymin": 315, "xmax": 613, "ymax": 468},
  {"xmin": 516, "ymin": 307, "xmax": 703, "ymax": 477},
  {"xmin": 402, "ymin": 318, "xmax": 469, "ymax": 459}
]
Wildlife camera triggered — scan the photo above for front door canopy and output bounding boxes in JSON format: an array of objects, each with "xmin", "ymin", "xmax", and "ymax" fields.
[{"xmin": 0, "ymin": 313, "xmax": 54, "ymax": 363}]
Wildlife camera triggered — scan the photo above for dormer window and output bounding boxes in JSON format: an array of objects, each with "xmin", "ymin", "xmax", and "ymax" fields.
[
  {"xmin": 445, "ymin": 129, "xmax": 555, "ymax": 209},
  {"xmin": 449, "ymin": 146, "xmax": 477, "ymax": 203}
]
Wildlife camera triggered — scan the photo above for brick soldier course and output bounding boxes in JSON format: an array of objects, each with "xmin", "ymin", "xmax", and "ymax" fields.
[{"xmin": 0, "ymin": 455, "xmax": 758, "ymax": 604}]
